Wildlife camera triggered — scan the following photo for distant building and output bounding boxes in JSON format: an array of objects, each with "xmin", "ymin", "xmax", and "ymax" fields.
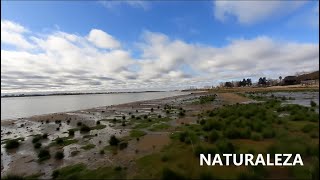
[{"xmin": 283, "ymin": 76, "xmax": 299, "ymax": 85}]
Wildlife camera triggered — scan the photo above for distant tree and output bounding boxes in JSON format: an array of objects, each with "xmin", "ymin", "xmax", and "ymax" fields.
[
  {"xmin": 279, "ymin": 76, "xmax": 282, "ymax": 85},
  {"xmin": 258, "ymin": 77, "xmax": 267, "ymax": 86},
  {"xmin": 246, "ymin": 78, "xmax": 252, "ymax": 86},
  {"xmin": 258, "ymin": 77, "xmax": 263, "ymax": 85},
  {"xmin": 240, "ymin": 78, "xmax": 246, "ymax": 86},
  {"xmin": 224, "ymin": 82, "xmax": 233, "ymax": 87}
]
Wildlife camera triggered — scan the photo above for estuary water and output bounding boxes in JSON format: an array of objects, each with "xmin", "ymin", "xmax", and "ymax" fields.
[{"xmin": 1, "ymin": 91, "xmax": 189, "ymax": 120}]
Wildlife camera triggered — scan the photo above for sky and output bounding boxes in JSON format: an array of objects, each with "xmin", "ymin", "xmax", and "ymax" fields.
[{"xmin": 1, "ymin": 0, "xmax": 319, "ymax": 93}]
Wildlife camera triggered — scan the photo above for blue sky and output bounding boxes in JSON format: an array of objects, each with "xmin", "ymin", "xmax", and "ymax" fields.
[{"xmin": 1, "ymin": 1, "xmax": 319, "ymax": 93}]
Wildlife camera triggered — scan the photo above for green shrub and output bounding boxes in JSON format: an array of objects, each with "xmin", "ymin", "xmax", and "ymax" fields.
[
  {"xmin": 34, "ymin": 142, "xmax": 42, "ymax": 149},
  {"xmin": 56, "ymin": 137, "xmax": 64, "ymax": 145},
  {"xmin": 178, "ymin": 131, "xmax": 197, "ymax": 144},
  {"xmin": 310, "ymin": 101, "xmax": 317, "ymax": 107},
  {"xmin": 96, "ymin": 121, "xmax": 101, "ymax": 125},
  {"xmin": 224, "ymin": 127, "xmax": 242, "ymax": 139},
  {"xmin": 216, "ymin": 139, "xmax": 235, "ymax": 154},
  {"xmin": 262, "ymin": 128, "xmax": 275, "ymax": 138},
  {"xmin": 32, "ymin": 135, "xmax": 41, "ymax": 144},
  {"xmin": 77, "ymin": 122, "xmax": 82, "ymax": 126},
  {"xmin": 42, "ymin": 133, "xmax": 48, "ymax": 139},
  {"xmin": 251, "ymin": 133, "xmax": 262, "ymax": 141},
  {"xmin": 55, "ymin": 151, "xmax": 64, "ymax": 160},
  {"xmin": 301, "ymin": 124, "xmax": 316, "ymax": 133},
  {"xmin": 109, "ymin": 135, "xmax": 119, "ymax": 146},
  {"xmin": 38, "ymin": 149, "xmax": 51, "ymax": 161},
  {"xmin": 68, "ymin": 129, "xmax": 75, "ymax": 136},
  {"xmin": 80, "ymin": 125, "xmax": 91, "ymax": 133},
  {"xmin": 5, "ymin": 139, "xmax": 20, "ymax": 149},
  {"xmin": 208, "ymin": 130, "xmax": 219, "ymax": 142}
]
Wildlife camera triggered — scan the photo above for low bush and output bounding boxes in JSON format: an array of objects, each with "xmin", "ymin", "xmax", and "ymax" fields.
[
  {"xmin": 42, "ymin": 133, "xmax": 48, "ymax": 139},
  {"xmin": 80, "ymin": 125, "xmax": 91, "ymax": 133},
  {"xmin": 216, "ymin": 139, "xmax": 235, "ymax": 154},
  {"xmin": 301, "ymin": 124, "xmax": 317, "ymax": 133},
  {"xmin": 38, "ymin": 149, "xmax": 51, "ymax": 161},
  {"xmin": 34, "ymin": 142, "xmax": 42, "ymax": 149},
  {"xmin": 109, "ymin": 135, "xmax": 120, "ymax": 146},
  {"xmin": 55, "ymin": 151, "xmax": 64, "ymax": 160},
  {"xmin": 32, "ymin": 135, "xmax": 42, "ymax": 144},
  {"xmin": 251, "ymin": 133, "xmax": 263, "ymax": 141},
  {"xmin": 5, "ymin": 139, "xmax": 20, "ymax": 149},
  {"xmin": 68, "ymin": 129, "xmax": 75, "ymax": 136},
  {"xmin": 208, "ymin": 130, "xmax": 219, "ymax": 142}
]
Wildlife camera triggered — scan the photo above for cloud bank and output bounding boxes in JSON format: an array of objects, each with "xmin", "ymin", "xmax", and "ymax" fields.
[{"xmin": 1, "ymin": 20, "xmax": 319, "ymax": 93}]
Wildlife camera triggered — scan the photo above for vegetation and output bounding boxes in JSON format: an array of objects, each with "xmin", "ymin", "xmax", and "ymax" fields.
[
  {"xmin": 80, "ymin": 125, "xmax": 91, "ymax": 133},
  {"xmin": 50, "ymin": 137, "xmax": 78, "ymax": 147},
  {"xmin": 38, "ymin": 149, "xmax": 51, "ymax": 161},
  {"xmin": 5, "ymin": 139, "xmax": 20, "ymax": 149},
  {"xmin": 81, "ymin": 144, "xmax": 96, "ymax": 150},
  {"xmin": 310, "ymin": 100, "xmax": 317, "ymax": 107},
  {"xmin": 130, "ymin": 130, "xmax": 146, "ymax": 138},
  {"xmin": 34, "ymin": 142, "xmax": 42, "ymax": 149},
  {"xmin": 131, "ymin": 94, "xmax": 319, "ymax": 179},
  {"xmin": 199, "ymin": 94, "xmax": 216, "ymax": 104},
  {"xmin": 109, "ymin": 135, "xmax": 120, "ymax": 146},
  {"xmin": 55, "ymin": 151, "xmax": 64, "ymax": 160}
]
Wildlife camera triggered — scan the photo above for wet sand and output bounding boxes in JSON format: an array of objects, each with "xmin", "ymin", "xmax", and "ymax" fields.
[{"xmin": 1, "ymin": 91, "xmax": 215, "ymax": 178}]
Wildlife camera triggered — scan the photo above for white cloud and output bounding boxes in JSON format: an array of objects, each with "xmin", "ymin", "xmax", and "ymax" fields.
[
  {"xmin": 1, "ymin": 20, "xmax": 319, "ymax": 93},
  {"xmin": 1, "ymin": 20, "xmax": 34, "ymax": 49},
  {"xmin": 87, "ymin": 29, "xmax": 121, "ymax": 49},
  {"xmin": 213, "ymin": 1, "xmax": 306, "ymax": 24}
]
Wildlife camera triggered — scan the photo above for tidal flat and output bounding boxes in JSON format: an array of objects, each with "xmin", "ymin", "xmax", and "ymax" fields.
[{"xmin": 1, "ymin": 89, "xmax": 319, "ymax": 179}]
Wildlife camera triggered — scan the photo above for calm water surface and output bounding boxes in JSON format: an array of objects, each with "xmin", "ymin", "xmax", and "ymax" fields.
[{"xmin": 1, "ymin": 91, "xmax": 189, "ymax": 120}]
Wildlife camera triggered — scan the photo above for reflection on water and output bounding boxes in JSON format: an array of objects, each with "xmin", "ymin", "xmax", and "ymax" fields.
[{"xmin": 1, "ymin": 91, "xmax": 188, "ymax": 120}]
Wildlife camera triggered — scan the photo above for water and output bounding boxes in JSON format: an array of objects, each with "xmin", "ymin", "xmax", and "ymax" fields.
[
  {"xmin": 1, "ymin": 91, "xmax": 189, "ymax": 120},
  {"xmin": 267, "ymin": 91, "xmax": 319, "ymax": 107}
]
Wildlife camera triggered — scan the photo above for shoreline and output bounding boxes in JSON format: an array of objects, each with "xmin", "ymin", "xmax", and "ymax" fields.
[
  {"xmin": 1, "ymin": 91, "xmax": 205, "ymax": 124},
  {"xmin": 1, "ymin": 90, "xmax": 177, "ymax": 98}
]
